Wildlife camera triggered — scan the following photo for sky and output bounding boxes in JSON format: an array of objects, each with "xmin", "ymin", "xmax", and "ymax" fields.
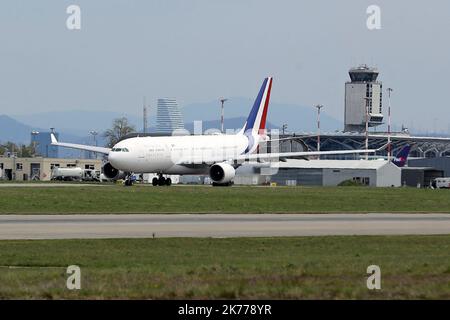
[{"xmin": 0, "ymin": 0, "xmax": 449, "ymax": 132}]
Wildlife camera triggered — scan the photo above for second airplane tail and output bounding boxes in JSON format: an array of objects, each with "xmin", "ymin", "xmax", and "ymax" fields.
[{"xmin": 392, "ymin": 145, "xmax": 411, "ymax": 167}]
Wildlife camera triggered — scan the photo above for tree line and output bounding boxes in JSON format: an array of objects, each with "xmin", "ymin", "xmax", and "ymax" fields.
[{"xmin": 0, "ymin": 142, "xmax": 34, "ymax": 158}]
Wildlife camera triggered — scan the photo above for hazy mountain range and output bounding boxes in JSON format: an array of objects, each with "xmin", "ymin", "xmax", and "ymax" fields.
[{"xmin": 1, "ymin": 97, "xmax": 343, "ymax": 144}]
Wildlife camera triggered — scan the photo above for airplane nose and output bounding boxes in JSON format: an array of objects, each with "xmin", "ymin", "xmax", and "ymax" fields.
[{"xmin": 108, "ymin": 152, "xmax": 118, "ymax": 167}]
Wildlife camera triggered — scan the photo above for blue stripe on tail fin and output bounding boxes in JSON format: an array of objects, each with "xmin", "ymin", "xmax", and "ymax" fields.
[{"xmin": 243, "ymin": 78, "xmax": 269, "ymax": 132}]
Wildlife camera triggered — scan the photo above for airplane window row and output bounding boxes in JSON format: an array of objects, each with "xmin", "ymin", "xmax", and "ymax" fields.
[{"xmin": 111, "ymin": 148, "xmax": 130, "ymax": 152}]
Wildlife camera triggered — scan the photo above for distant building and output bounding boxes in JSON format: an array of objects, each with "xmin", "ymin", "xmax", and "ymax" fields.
[
  {"xmin": 156, "ymin": 98, "xmax": 185, "ymax": 134},
  {"xmin": 344, "ymin": 65, "xmax": 383, "ymax": 132},
  {"xmin": 30, "ymin": 131, "xmax": 59, "ymax": 158},
  {"xmin": 400, "ymin": 167, "xmax": 444, "ymax": 188},
  {"xmin": 408, "ymin": 157, "xmax": 450, "ymax": 177},
  {"xmin": 270, "ymin": 159, "xmax": 401, "ymax": 187},
  {"xmin": 0, "ymin": 156, "xmax": 101, "ymax": 181}
]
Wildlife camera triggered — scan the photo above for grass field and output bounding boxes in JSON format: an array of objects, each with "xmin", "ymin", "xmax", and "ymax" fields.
[
  {"xmin": 0, "ymin": 185, "xmax": 449, "ymax": 214},
  {"xmin": 0, "ymin": 235, "xmax": 449, "ymax": 299}
]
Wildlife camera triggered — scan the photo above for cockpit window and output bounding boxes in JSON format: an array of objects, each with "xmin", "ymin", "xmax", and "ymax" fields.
[{"xmin": 111, "ymin": 148, "xmax": 129, "ymax": 152}]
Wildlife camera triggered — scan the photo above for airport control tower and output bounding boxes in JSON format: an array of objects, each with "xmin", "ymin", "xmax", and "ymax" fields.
[{"xmin": 344, "ymin": 64, "xmax": 383, "ymax": 132}]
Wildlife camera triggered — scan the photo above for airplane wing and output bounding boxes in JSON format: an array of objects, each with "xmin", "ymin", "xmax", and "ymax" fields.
[
  {"xmin": 50, "ymin": 133, "xmax": 111, "ymax": 155},
  {"xmin": 242, "ymin": 143, "xmax": 389, "ymax": 162},
  {"xmin": 235, "ymin": 149, "xmax": 379, "ymax": 161},
  {"xmin": 177, "ymin": 147, "xmax": 384, "ymax": 165}
]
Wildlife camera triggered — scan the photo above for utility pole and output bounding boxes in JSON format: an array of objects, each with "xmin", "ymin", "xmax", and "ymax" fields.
[
  {"xmin": 315, "ymin": 104, "xmax": 324, "ymax": 153},
  {"xmin": 219, "ymin": 98, "xmax": 227, "ymax": 134},
  {"xmin": 387, "ymin": 88, "xmax": 393, "ymax": 161}
]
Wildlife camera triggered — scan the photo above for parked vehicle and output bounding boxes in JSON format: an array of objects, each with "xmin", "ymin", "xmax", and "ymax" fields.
[
  {"xmin": 51, "ymin": 167, "xmax": 83, "ymax": 181},
  {"xmin": 51, "ymin": 167, "xmax": 100, "ymax": 182},
  {"xmin": 432, "ymin": 177, "xmax": 450, "ymax": 189}
]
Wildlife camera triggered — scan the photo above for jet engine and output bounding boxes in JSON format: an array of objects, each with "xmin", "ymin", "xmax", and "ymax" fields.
[
  {"xmin": 102, "ymin": 162, "xmax": 127, "ymax": 180},
  {"xmin": 209, "ymin": 163, "xmax": 235, "ymax": 186}
]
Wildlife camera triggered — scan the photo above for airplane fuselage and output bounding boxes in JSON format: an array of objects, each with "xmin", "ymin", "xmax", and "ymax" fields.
[{"xmin": 108, "ymin": 134, "xmax": 250, "ymax": 174}]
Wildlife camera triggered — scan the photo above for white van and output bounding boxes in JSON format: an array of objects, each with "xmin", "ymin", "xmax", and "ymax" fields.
[{"xmin": 433, "ymin": 178, "xmax": 450, "ymax": 189}]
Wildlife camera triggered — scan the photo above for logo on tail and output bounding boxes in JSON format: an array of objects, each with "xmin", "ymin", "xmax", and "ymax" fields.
[{"xmin": 392, "ymin": 145, "xmax": 411, "ymax": 167}]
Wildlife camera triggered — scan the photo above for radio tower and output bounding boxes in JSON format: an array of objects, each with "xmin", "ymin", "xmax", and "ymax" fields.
[{"xmin": 143, "ymin": 96, "xmax": 148, "ymax": 134}]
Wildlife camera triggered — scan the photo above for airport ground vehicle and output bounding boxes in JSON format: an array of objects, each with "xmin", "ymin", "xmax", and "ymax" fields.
[
  {"xmin": 51, "ymin": 167, "xmax": 100, "ymax": 181},
  {"xmin": 433, "ymin": 177, "xmax": 450, "ymax": 189}
]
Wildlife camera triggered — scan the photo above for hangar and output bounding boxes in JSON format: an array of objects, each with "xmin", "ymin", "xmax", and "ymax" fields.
[{"xmin": 269, "ymin": 159, "xmax": 401, "ymax": 187}]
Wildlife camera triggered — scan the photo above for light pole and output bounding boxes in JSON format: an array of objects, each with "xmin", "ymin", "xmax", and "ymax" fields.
[
  {"xmin": 281, "ymin": 124, "xmax": 288, "ymax": 152},
  {"xmin": 282, "ymin": 124, "xmax": 288, "ymax": 136},
  {"xmin": 48, "ymin": 127, "xmax": 56, "ymax": 157},
  {"xmin": 387, "ymin": 88, "xmax": 393, "ymax": 161},
  {"xmin": 90, "ymin": 130, "xmax": 98, "ymax": 146},
  {"xmin": 90, "ymin": 130, "xmax": 98, "ymax": 159},
  {"xmin": 219, "ymin": 98, "xmax": 227, "ymax": 134},
  {"xmin": 31, "ymin": 131, "xmax": 40, "ymax": 157},
  {"xmin": 143, "ymin": 96, "xmax": 148, "ymax": 134},
  {"xmin": 315, "ymin": 104, "xmax": 324, "ymax": 153},
  {"xmin": 364, "ymin": 97, "xmax": 370, "ymax": 160},
  {"xmin": 12, "ymin": 143, "xmax": 16, "ymax": 180}
]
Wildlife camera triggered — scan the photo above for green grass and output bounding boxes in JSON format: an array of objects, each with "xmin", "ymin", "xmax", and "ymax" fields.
[
  {"xmin": 0, "ymin": 236, "xmax": 449, "ymax": 299},
  {"xmin": 0, "ymin": 185, "xmax": 449, "ymax": 214}
]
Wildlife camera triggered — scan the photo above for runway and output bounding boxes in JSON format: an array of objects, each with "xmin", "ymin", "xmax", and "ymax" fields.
[{"xmin": 0, "ymin": 213, "xmax": 449, "ymax": 240}]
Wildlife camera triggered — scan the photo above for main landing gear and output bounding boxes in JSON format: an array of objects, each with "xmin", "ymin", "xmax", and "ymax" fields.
[{"xmin": 152, "ymin": 174, "xmax": 172, "ymax": 186}]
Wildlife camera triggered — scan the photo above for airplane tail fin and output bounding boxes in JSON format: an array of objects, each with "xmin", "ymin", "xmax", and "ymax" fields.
[
  {"xmin": 392, "ymin": 145, "xmax": 411, "ymax": 167},
  {"xmin": 240, "ymin": 77, "xmax": 273, "ymax": 135}
]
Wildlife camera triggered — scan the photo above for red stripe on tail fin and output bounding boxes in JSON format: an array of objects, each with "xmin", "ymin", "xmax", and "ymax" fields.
[{"xmin": 258, "ymin": 77, "xmax": 272, "ymax": 135}]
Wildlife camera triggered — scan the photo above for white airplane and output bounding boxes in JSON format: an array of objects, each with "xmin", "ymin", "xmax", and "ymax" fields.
[{"xmin": 51, "ymin": 77, "xmax": 381, "ymax": 186}]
